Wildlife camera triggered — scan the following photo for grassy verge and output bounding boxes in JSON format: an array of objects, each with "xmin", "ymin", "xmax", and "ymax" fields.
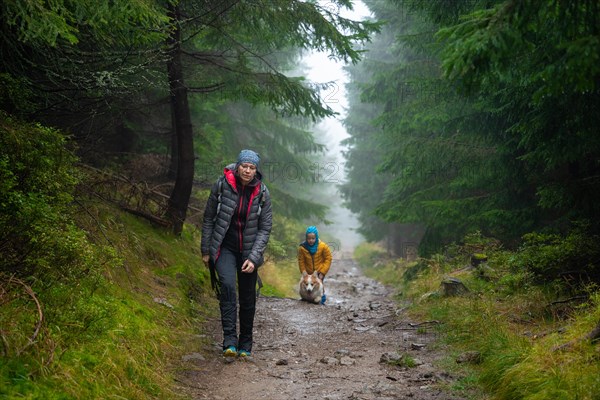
[
  {"xmin": 260, "ymin": 258, "xmax": 300, "ymax": 299},
  {"xmin": 0, "ymin": 202, "xmax": 217, "ymax": 399},
  {"xmin": 354, "ymin": 241, "xmax": 600, "ymax": 400}
]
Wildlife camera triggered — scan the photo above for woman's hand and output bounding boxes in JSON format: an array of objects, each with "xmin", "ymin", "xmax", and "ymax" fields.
[
  {"xmin": 202, "ymin": 254, "xmax": 210, "ymax": 267},
  {"xmin": 241, "ymin": 259, "xmax": 255, "ymax": 273}
]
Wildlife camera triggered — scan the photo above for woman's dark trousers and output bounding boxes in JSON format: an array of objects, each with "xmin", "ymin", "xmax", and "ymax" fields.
[{"xmin": 215, "ymin": 247, "xmax": 257, "ymax": 352}]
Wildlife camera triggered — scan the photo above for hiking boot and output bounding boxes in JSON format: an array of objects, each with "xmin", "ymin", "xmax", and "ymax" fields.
[
  {"xmin": 223, "ymin": 345, "xmax": 237, "ymax": 357},
  {"xmin": 320, "ymin": 294, "xmax": 327, "ymax": 304},
  {"xmin": 237, "ymin": 349, "xmax": 251, "ymax": 359}
]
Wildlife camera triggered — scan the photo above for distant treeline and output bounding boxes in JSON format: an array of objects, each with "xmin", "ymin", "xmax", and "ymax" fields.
[{"xmin": 342, "ymin": 0, "xmax": 600, "ymax": 255}]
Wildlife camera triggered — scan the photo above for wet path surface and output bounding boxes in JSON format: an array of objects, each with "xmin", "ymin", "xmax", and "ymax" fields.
[{"xmin": 176, "ymin": 258, "xmax": 467, "ymax": 400}]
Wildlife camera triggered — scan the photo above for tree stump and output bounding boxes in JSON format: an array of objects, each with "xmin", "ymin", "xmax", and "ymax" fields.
[
  {"xmin": 470, "ymin": 253, "xmax": 488, "ymax": 267},
  {"xmin": 471, "ymin": 253, "xmax": 495, "ymax": 280},
  {"xmin": 440, "ymin": 277, "xmax": 469, "ymax": 296}
]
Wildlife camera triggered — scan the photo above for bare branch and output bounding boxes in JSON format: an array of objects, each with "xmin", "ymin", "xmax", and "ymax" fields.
[
  {"xmin": 8, "ymin": 277, "xmax": 44, "ymax": 356},
  {"xmin": 187, "ymin": 82, "xmax": 226, "ymax": 93}
]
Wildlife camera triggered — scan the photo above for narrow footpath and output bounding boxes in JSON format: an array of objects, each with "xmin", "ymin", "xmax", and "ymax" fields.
[{"xmin": 176, "ymin": 256, "xmax": 469, "ymax": 400}]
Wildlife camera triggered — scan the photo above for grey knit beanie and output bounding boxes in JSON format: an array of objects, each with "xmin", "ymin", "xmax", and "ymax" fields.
[{"xmin": 236, "ymin": 149, "xmax": 260, "ymax": 167}]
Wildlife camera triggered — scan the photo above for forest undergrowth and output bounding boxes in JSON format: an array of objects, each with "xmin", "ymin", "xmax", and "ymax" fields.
[
  {"xmin": 0, "ymin": 112, "xmax": 215, "ymax": 399},
  {"xmin": 0, "ymin": 202, "xmax": 216, "ymax": 399},
  {"xmin": 354, "ymin": 234, "xmax": 600, "ymax": 400}
]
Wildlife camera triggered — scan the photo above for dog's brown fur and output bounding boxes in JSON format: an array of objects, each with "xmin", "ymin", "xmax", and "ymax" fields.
[{"xmin": 298, "ymin": 271, "xmax": 324, "ymax": 304}]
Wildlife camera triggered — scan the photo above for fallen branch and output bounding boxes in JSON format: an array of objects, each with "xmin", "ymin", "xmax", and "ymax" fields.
[
  {"xmin": 549, "ymin": 295, "xmax": 588, "ymax": 306},
  {"xmin": 554, "ymin": 319, "xmax": 600, "ymax": 351},
  {"xmin": 408, "ymin": 320, "xmax": 441, "ymax": 327},
  {"xmin": 79, "ymin": 163, "xmax": 203, "ymax": 213},
  {"xmin": 9, "ymin": 277, "xmax": 44, "ymax": 355}
]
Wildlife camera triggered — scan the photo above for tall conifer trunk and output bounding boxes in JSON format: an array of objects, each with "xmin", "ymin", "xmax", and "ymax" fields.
[
  {"xmin": 165, "ymin": 2, "xmax": 194, "ymax": 235},
  {"xmin": 168, "ymin": 99, "xmax": 178, "ymax": 180}
]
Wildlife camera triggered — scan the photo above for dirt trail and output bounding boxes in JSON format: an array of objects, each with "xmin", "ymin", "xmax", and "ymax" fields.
[{"xmin": 176, "ymin": 256, "xmax": 468, "ymax": 400}]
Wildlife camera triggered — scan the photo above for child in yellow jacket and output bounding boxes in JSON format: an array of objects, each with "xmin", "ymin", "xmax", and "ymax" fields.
[{"xmin": 297, "ymin": 226, "xmax": 332, "ymax": 304}]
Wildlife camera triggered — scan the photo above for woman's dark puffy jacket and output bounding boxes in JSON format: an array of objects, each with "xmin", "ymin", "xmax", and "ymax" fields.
[{"xmin": 201, "ymin": 165, "xmax": 272, "ymax": 267}]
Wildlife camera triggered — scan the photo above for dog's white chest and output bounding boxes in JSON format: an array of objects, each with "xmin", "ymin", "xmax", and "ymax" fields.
[{"xmin": 299, "ymin": 273, "xmax": 324, "ymax": 304}]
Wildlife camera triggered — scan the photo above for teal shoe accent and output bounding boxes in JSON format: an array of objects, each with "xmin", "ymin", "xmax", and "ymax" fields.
[{"xmin": 223, "ymin": 345, "xmax": 237, "ymax": 357}]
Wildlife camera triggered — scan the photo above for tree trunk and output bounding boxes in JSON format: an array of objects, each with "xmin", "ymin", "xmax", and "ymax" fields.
[
  {"xmin": 165, "ymin": 2, "xmax": 195, "ymax": 235},
  {"xmin": 167, "ymin": 98, "xmax": 178, "ymax": 180}
]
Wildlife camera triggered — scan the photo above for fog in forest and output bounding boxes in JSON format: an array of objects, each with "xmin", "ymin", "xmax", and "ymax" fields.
[{"xmin": 299, "ymin": 1, "xmax": 372, "ymax": 256}]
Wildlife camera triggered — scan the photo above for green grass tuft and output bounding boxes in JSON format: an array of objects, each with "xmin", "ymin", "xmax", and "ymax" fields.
[
  {"xmin": 353, "ymin": 241, "xmax": 600, "ymax": 400},
  {"xmin": 0, "ymin": 202, "xmax": 216, "ymax": 399}
]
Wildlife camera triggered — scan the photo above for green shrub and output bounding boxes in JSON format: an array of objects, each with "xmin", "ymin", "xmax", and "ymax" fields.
[
  {"xmin": 403, "ymin": 258, "xmax": 430, "ymax": 283},
  {"xmin": 462, "ymin": 230, "xmax": 502, "ymax": 254},
  {"xmin": 0, "ymin": 113, "xmax": 121, "ymax": 388},
  {"xmin": 0, "ymin": 111, "xmax": 84, "ymax": 280},
  {"xmin": 510, "ymin": 225, "xmax": 600, "ymax": 285}
]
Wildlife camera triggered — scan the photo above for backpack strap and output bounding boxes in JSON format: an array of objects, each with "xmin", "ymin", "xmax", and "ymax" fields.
[
  {"xmin": 214, "ymin": 179, "xmax": 265, "ymax": 220},
  {"xmin": 256, "ymin": 183, "xmax": 266, "ymax": 217},
  {"xmin": 212, "ymin": 177, "xmax": 224, "ymax": 222}
]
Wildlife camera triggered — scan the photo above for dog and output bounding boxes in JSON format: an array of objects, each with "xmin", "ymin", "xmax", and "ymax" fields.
[{"xmin": 298, "ymin": 271, "xmax": 324, "ymax": 304}]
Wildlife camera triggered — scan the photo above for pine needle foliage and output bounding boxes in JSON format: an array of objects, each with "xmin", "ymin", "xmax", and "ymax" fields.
[{"xmin": 343, "ymin": 0, "xmax": 600, "ymax": 255}]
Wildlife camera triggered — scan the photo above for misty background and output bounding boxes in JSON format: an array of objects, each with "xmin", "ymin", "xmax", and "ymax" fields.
[{"xmin": 298, "ymin": 1, "xmax": 372, "ymax": 256}]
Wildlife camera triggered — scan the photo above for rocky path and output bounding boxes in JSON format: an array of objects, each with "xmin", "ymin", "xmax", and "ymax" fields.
[{"xmin": 176, "ymin": 257, "xmax": 468, "ymax": 400}]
